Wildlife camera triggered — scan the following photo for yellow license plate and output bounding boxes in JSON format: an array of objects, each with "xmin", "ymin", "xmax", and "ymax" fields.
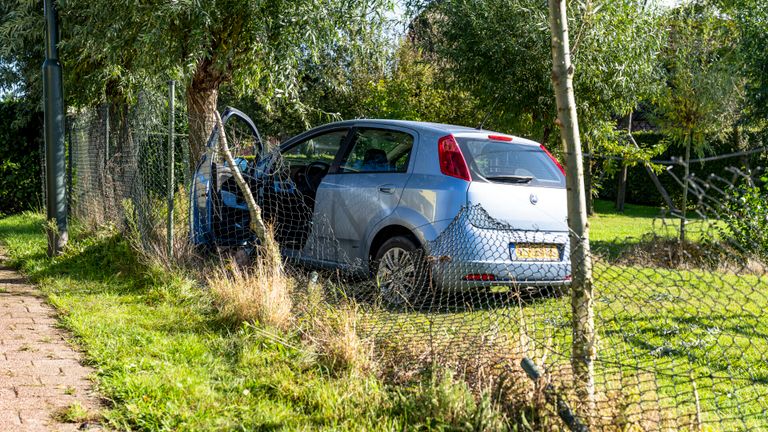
[{"xmin": 513, "ymin": 244, "xmax": 559, "ymax": 261}]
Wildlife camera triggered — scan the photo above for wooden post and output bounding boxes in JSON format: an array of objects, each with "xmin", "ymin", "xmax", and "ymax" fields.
[
  {"xmin": 547, "ymin": 0, "xmax": 595, "ymax": 421},
  {"xmin": 166, "ymin": 81, "xmax": 176, "ymax": 258}
]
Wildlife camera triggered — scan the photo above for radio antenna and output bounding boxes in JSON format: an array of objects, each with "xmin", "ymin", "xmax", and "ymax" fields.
[{"xmin": 476, "ymin": 93, "xmax": 502, "ymax": 130}]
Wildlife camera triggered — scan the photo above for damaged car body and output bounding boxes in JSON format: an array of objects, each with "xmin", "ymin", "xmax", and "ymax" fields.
[{"xmin": 191, "ymin": 108, "xmax": 571, "ymax": 303}]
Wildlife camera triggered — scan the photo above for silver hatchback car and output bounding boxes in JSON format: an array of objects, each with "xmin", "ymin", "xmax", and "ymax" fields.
[{"xmin": 191, "ymin": 109, "xmax": 571, "ymax": 299}]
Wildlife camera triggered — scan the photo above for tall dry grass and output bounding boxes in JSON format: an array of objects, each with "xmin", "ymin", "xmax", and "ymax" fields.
[
  {"xmin": 207, "ymin": 244, "xmax": 293, "ymax": 331},
  {"xmin": 292, "ymin": 275, "xmax": 375, "ymax": 374},
  {"xmin": 305, "ymin": 302, "xmax": 375, "ymax": 374}
]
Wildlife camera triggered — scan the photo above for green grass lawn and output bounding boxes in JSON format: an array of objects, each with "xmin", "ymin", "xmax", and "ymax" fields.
[
  {"xmin": 590, "ymin": 199, "xmax": 724, "ymax": 259},
  {"xmin": 1, "ymin": 202, "xmax": 766, "ymax": 431},
  {"xmin": 361, "ymin": 201, "xmax": 768, "ymax": 430},
  {"xmin": 590, "ymin": 199, "xmax": 678, "ymax": 242},
  {"xmin": 0, "ymin": 214, "xmax": 508, "ymax": 431}
]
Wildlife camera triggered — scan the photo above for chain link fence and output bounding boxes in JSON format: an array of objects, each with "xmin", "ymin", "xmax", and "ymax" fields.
[
  {"xmin": 68, "ymin": 86, "xmax": 192, "ymax": 262},
  {"xmin": 65, "ymin": 82, "xmax": 767, "ymax": 430}
]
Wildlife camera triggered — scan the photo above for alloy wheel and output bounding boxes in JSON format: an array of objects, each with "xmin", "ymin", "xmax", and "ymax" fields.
[{"xmin": 376, "ymin": 246, "xmax": 417, "ymax": 307}]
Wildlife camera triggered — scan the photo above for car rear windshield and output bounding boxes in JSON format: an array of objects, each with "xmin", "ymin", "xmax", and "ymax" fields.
[{"xmin": 456, "ymin": 138, "xmax": 565, "ymax": 188}]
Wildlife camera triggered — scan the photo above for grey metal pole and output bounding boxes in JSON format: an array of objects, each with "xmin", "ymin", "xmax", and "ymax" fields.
[
  {"xmin": 43, "ymin": 0, "xmax": 67, "ymax": 256},
  {"xmin": 167, "ymin": 80, "xmax": 176, "ymax": 258}
]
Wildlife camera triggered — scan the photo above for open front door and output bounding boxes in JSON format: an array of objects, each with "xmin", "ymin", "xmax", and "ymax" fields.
[{"xmin": 190, "ymin": 107, "xmax": 263, "ymax": 248}]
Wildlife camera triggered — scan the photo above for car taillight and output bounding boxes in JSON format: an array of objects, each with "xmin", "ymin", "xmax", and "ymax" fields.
[
  {"xmin": 540, "ymin": 144, "xmax": 565, "ymax": 176},
  {"xmin": 438, "ymin": 135, "xmax": 471, "ymax": 181}
]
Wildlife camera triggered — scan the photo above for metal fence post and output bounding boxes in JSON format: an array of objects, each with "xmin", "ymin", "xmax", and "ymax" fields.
[{"xmin": 167, "ymin": 80, "xmax": 176, "ymax": 258}]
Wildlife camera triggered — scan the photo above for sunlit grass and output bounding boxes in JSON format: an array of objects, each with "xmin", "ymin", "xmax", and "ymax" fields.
[
  {"xmin": 0, "ymin": 213, "xmax": 514, "ymax": 431},
  {"xmin": 1, "ymin": 201, "xmax": 765, "ymax": 430}
]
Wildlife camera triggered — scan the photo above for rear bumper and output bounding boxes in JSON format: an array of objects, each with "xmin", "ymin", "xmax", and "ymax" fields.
[
  {"xmin": 429, "ymin": 259, "xmax": 571, "ymax": 291},
  {"xmin": 424, "ymin": 208, "xmax": 571, "ymax": 291}
]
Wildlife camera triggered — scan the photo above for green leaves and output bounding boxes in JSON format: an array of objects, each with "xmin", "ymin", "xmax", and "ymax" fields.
[
  {"xmin": 653, "ymin": 1, "xmax": 745, "ymax": 155},
  {"xmin": 0, "ymin": 99, "xmax": 43, "ymax": 214},
  {"xmin": 411, "ymin": 0, "xmax": 663, "ymax": 153}
]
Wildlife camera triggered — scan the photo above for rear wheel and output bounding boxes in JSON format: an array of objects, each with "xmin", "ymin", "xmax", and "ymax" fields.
[{"xmin": 374, "ymin": 236, "xmax": 424, "ymax": 307}]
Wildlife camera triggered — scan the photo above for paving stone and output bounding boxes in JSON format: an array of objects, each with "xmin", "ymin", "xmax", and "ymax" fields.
[
  {"xmin": 0, "ymin": 409, "xmax": 22, "ymax": 426},
  {"xmin": 0, "ymin": 253, "xmax": 104, "ymax": 430}
]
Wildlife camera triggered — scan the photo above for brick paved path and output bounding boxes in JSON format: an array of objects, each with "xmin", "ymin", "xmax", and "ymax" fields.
[{"xmin": 0, "ymin": 255, "xmax": 103, "ymax": 431}]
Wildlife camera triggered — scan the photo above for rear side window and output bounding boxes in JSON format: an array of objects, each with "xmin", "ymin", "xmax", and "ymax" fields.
[
  {"xmin": 457, "ymin": 138, "xmax": 565, "ymax": 188},
  {"xmin": 338, "ymin": 128, "xmax": 414, "ymax": 174}
]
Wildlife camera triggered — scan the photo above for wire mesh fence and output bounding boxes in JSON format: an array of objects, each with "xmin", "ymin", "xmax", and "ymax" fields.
[
  {"xmin": 68, "ymin": 87, "xmax": 192, "ymax": 262},
  {"xmin": 64, "ymin": 83, "xmax": 767, "ymax": 431}
]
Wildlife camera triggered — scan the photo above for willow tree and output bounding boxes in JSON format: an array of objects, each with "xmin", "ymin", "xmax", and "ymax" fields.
[
  {"xmin": 408, "ymin": 0, "xmax": 663, "ymax": 213},
  {"xmin": 1, "ymin": 0, "xmax": 392, "ymax": 165},
  {"xmin": 654, "ymin": 1, "xmax": 743, "ymax": 241}
]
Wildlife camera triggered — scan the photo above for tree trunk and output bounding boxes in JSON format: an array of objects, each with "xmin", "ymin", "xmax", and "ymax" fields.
[
  {"xmin": 214, "ymin": 111, "xmax": 281, "ymax": 267},
  {"xmin": 187, "ymin": 59, "xmax": 224, "ymax": 173},
  {"xmin": 547, "ymin": 0, "xmax": 595, "ymax": 422},
  {"xmin": 680, "ymin": 131, "xmax": 692, "ymax": 243},
  {"xmin": 616, "ymin": 164, "xmax": 628, "ymax": 212},
  {"xmin": 627, "ymin": 130, "xmax": 678, "ymax": 213},
  {"xmin": 541, "ymin": 124, "xmax": 552, "ymax": 146}
]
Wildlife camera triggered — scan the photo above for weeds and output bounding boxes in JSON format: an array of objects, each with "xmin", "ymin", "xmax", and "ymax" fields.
[
  {"xmin": 207, "ymin": 253, "xmax": 293, "ymax": 330},
  {"xmin": 393, "ymin": 369, "xmax": 510, "ymax": 431},
  {"xmin": 52, "ymin": 402, "xmax": 101, "ymax": 424},
  {"xmin": 305, "ymin": 302, "xmax": 375, "ymax": 375}
]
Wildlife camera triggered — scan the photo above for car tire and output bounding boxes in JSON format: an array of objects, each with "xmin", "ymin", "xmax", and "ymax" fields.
[{"xmin": 373, "ymin": 236, "xmax": 428, "ymax": 308}]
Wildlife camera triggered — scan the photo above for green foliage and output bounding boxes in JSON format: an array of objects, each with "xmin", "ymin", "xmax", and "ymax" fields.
[
  {"xmin": 0, "ymin": 98, "xmax": 42, "ymax": 214},
  {"xmin": 51, "ymin": 0, "xmax": 389, "ymax": 102},
  {"xmin": 0, "ymin": 0, "xmax": 43, "ymax": 100},
  {"xmin": 720, "ymin": 178, "xmax": 768, "ymax": 260},
  {"xmin": 410, "ymin": 0, "xmax": 663, "ymax": 146},
  {"xmin": 220, "ymin": 40, "xmax": 482, "ymax": 139},
  {"xmin": 654, "ymin": 1, "xmax": 744, "ymax": 155},
  {"xmin": 358, "ymin": 43, "xmax": 479, "ymax": 125},
  {"xmin": 719, "ymin": 0, "xmax": 768, "ymax": 122}
]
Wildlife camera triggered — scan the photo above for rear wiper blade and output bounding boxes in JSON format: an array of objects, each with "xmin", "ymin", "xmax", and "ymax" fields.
[{"xmin": 485, "ymin": 175, "xmax": 533, "ymax": 184}]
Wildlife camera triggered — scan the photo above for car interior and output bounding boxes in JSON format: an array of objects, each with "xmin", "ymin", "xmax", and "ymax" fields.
[
  {"xmin": 260, "ymin": 129, "xmax": 348, "ymax": 250},
  {"xmin": 207, "ymin": 124, "xmax": 413, "ymax": 252}
]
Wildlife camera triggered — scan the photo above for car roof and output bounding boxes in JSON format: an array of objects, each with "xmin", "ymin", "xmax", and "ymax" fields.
[{"xmin": 313, "ymin": 119, "xmax": 541, "ymax": 146}]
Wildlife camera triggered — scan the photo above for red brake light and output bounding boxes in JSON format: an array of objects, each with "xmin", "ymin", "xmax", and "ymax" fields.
[
  {"xmin": 438, "ymin": 135, "xmax": 471, "ymax": 181},
  {"xmin": 488, "ymin": 134, "xmax": 513, "ymax": 142},
  {"xmin": 540, "ymin": 144, "xmax": 565, "ymax": 176}
]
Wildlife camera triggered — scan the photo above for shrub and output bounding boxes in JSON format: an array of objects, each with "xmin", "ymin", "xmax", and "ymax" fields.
[
  {"xmin": 720, "ymin": 178, "xmax": 768, "ymax": 261},
  {"xmin": 0, "ymin": 100, "xmax": 43, "ymax": 214}
]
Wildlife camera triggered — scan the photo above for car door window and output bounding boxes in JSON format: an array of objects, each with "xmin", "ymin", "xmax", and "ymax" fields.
[
  {"xmin": 282, "ymin": 129, "xmax": 348, "ymax": 168},
  {"xmin": 338, "ymin": 128, "xmax": 414, "ymax": 174}
]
